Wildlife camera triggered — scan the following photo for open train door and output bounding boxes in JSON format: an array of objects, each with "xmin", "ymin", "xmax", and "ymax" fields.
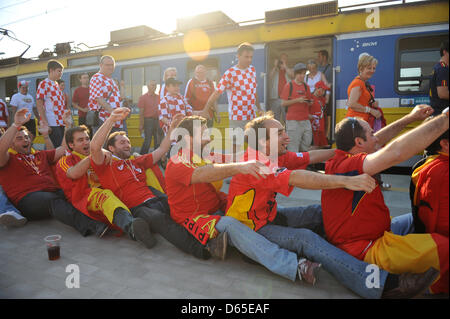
[{"xmin": 265, "ymin": 37, "xmax": 334, "ymax": 141}]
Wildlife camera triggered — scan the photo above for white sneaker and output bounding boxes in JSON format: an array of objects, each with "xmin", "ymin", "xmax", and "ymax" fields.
[{"xmin": 0, "ymin": 211, "xmax": 27, "ymax": 228}]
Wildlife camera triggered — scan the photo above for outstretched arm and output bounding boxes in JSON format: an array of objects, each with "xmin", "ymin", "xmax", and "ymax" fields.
[
  {"xmin": 151, "ymin": 113, "xmax": 184, "ymax": 164},
  {"xmin": 364, "ymin": 107, "xmax": 449, "ymax": 176},
  {"xmin": 289, "ymin": 169, "xmax": 376, "ymax": 193}
]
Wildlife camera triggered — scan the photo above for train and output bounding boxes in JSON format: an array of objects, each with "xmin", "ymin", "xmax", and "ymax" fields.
[{"xmin": 0, "ymin": 0, "xmax": 448, "ymax": 171}]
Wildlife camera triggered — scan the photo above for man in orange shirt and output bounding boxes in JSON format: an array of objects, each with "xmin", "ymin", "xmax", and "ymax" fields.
[{"xmin": 138, "ymin": 80, "xmax": 161, "ymax": 154}]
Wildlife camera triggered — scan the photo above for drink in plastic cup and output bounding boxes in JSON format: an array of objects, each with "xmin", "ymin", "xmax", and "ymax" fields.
[{"xmin": 44, "ymin": 235, "xmax": 61, "ymax": 261}]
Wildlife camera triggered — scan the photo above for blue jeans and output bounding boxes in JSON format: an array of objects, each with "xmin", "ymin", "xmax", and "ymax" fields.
[
  {"xmin": 215, "ymin": 215, "xmax": 299, "ymax": 282},
  {"xmin": 391, "ymin": 213, "xmax": 415, "ymax": 236},
  {"xmin": 256, "ymin": 205, "xmax": 389, "ymax": 299},
  {"xmin": 0, "ymin": 186, "xmax": 21, "ymax": 215}
]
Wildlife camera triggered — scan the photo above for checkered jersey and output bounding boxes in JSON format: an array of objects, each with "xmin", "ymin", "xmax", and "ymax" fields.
[
  {"xmin": 88, "ymin": 72, "xmax": 123, "ymax": 128},
  {"xmin": 217, "ymin": 65, "xmax": 257, "ymax": 121},
  {"xmin": 158, "ymin": 93, "xmax": 193, "ymax": 134},
  {"xmin": 36, "ymin": 78, "xmax": 66, "ymax": 126}
]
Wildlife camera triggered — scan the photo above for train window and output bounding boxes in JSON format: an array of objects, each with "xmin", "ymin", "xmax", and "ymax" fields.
[
  {"xmin": 68, "ymin": 56, "xmax": 100, "ymax": 68},
  {"xmin": 396, "ymin": 34, "xmax": 447, "ymax": 94},
  {"xmin": 186, "ymin": 58, "xmax": 220, "ymax": 87},
  {"xmin": 122, "ymin": 64, "xmax": 161, "ymax": 104}
]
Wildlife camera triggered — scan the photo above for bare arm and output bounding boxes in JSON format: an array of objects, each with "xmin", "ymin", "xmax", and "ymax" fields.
[
  {"xmin": 363, "ymin": 109, "xmax": 449, "ymax": 176},
  {"xmin": 289, "ymin": 170, "xmax": 376, "ymax": 193},
  {"xmin": 66, "ymin": 156, "xmax": 91, "ymax": 179},
  {"xmin": 204, "ymin": 90, "xmax": 221, "ymax": 114},
  {"xmin": 96, "ymin": 97, "xmax": 113, "ymax": 113},
  {"xmin": 37, "ymin": 121, "xmax": 54, "ymax": 150},
  {"xmin": 191, "ymin": 160, "xmax": 270, "ymax": 184},
  {"xmin": 52, "ymin": 111, "xmax": 72, "ymax": 162},
  {"xmin": 91, "ymin": 107, "xmax": 130, "ymax": 165},
  {"xmin": 151, "ymin": 113, "xmax": 184, "ymax": 162},
  {"xmin": 308, "ymin": 149, "xmax": 336, "ymax": 164},
  {"xmin": 437, "ymin": 86, "xmax": 449, "ymax": 100},
  {"xmin": 36, "ymin": 99, "xmax": 48, "ymax": 126},
  {"xmin": 374, "ymin": 104, "xmax": 434, "ymax": 147}
]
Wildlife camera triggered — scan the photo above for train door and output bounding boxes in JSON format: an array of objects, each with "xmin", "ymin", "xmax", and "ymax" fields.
[{"xmin": 266, "ymin": 37, "xmax": 334, "ymax": 140}]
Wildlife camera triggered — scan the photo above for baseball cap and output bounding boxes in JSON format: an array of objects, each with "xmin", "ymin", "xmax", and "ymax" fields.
[
  {"xmin": 293, "ymin": 63, "xmax": 307, "ymax": 73},
  {"xmin": 18, "ymin": 80, "xmax": 29, "ymax": 88},
  {"xmin": 165, "ymin": 77, "xmax": 182, "ymax": 86},
  {"xmin": 315, "ymin": 81, "xmax": 330, "ymax": 91}
]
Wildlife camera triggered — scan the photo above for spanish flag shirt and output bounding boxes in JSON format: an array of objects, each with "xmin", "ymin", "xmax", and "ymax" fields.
[
  {"xmin": 321, "ymin": 150, "xmax": 391, "ymax": 260},
  {"xmin": 226, "ymin": 149, "xmax": 310, "ymax": 231}
]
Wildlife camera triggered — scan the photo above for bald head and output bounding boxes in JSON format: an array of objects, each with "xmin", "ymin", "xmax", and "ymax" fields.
[
  {"xmin": 100, "ymin": 55, "xmax": 115, "ymax": 77},
  {"xmin": 194, "ymin": 65, "xmax": 207, "ymax": 81}
]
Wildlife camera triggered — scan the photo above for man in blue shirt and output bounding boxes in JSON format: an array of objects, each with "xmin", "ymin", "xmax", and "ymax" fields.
[{"xmin": 429, "ymin": 40, "xmax": 449, "ymax": 114}]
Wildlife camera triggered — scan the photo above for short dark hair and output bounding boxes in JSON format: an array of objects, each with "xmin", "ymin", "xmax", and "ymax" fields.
[
  {"xmin": 244, "ymin": 111, "xmax": 275, "ymax": 150},
  {"xmin": 440, "ymin": 40, "xmax": 449, "ymax": 57},
  {"xmin": 318, "ymin": 50, "xmax": 329, "ymax": 60},
  {"xmin": 335, "ymin": 117, "xmax": 366, "ymax": 152},
  {"xmin": 47, "ymin": 60, "xmax": 64, "ymax": 72},
  {"xmin": 237, "ymin": 42, "xmax": 254, "ymax": 55},
  {"xmin": 57, "ymin": 79, "xmax": 65, "ymax": 85},
  {"xmin": 65, "ymin": 125, "xmax": 90, "ymax": 151},
  {"xmin": 106, "ymin": 131, "xmax": 127, "ymax": 151},
  {"xmin": 175, "ymin": 115, "xmax": 207, "ymax": 142}
]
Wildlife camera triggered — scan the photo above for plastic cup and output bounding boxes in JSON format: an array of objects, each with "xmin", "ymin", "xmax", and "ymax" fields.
[{"xmin": 44, "ymin": 235, "xmax": 61, "ymax": 261}]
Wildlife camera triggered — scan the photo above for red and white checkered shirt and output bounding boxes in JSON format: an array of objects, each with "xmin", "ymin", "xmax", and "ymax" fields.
[
  {"xmin": 88, "ymin": 72, "xmax": 123, "ymax": 128},
  {"xmin": 158, "ymin": 93, "xmax": 193, "ymax": 134},
  {"xmin": 36, "ymin": 78, "xmax": 66, "ymax": 126},
  {"xmin": 217, "ymin": 65, "xmax": 257, "ymax": 121}
]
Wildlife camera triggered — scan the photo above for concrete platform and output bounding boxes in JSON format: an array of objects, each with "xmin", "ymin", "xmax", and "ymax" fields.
[{"xmin": 0, "ymin": 174, "xmax": 417, "ymax": 299}]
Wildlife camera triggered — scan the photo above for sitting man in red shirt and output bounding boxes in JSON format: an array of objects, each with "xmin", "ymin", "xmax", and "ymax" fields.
[
  {"xmin": 322, "ymin": 105, "xmax": 449, "ymax": 295},
  {"xmin": 0, "ymin": 109, "xmax": 107, "ymax": 236},
  {"xmin": 55, "ymin": 125, "xmax": 154, "ymax": 246},
  {"xmin": 225, "ymin": 111, "xmax": 440, "ymax": 298},
  {"xmin": 410, "ymin": 126, "xmax": 449, "ymax": 237},
  {"xmin": 90, "ymin": 107, "xmax": 221, "ymax": 259}
]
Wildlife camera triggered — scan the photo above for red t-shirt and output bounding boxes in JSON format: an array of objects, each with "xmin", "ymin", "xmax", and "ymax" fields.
[
  {"xmin": 412, "ymin": 153, "xmax": 449, "ymax": 237},
  {"xmin": 184, "ymin": 78, "xmax": 214, "ymax": 114},
  {"xmin": 280, "ymin": 81, "xmax": 313, "ymax": 121},
  {"xmin": 137, "ymin": 92, "xmax": 160, "ymax": 119},
  {"xmin": 226, "ymin": 150, "xmax": 310, "ymax": 231},
  {"xmin": 90, "ymin": 154, "xmax": 155, "ymax": 209},
  {"xmin": 72, "ymin": 87, "xmax": 89, "ymax": 117},
  {"xmin": 0, "ymin": 149, "xmax": 58, "ymax": 205},
  {"xmin": 277, "ymin": 69, "xmax": 287, "ymax": 97},
  {"xmin": 165, "ymin": 153, "xmax": 226, "ymax": 224},
  {"xmin": 321, "ymin": 150, "xmax": 391, "ymax": 260}
]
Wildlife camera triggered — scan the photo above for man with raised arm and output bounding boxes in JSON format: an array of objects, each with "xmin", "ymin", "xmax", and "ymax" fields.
[
  {"xmin": 322, "ymin": 105, "xmax": 449, "ymax": 295},
  {"xmin": 55, "ymin": 125, "xmax": 155, "ymax": 247},
  {"xmin": 89, "ymin": 107, "xmax": 224, "ymax": 259},
  {"xmin": 0, "ymin": 108, "xmax": 106, "ymax": 236}
]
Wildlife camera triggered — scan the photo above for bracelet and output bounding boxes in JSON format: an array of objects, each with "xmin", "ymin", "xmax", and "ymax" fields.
[
  {"xmin": 12, "ymin": 123, "xmax": 21, "ymax": 131},
  {"xmin": 365, "ymin": 107, "xmax": 371, "ymax": 114}
]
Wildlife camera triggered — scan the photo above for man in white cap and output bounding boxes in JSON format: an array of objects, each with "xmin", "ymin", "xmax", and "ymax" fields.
[{"xmin": 10, "ymin": 80, "xmax": 39, "ymax": 139}]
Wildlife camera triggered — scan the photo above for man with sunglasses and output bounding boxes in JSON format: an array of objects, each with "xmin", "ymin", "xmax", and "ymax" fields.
[{"xmin": 322, "ymin": 105, "xmax": 449, "ymax": 296}]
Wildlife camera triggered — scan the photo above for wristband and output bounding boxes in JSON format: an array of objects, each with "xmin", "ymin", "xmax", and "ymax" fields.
[
  {"xmin": 365, "ymin": 107, "xmax": 371, "ymax": 113},
  {"xmin": 12, "ymin": 123, "xmax": 21, "ymax": 131}
]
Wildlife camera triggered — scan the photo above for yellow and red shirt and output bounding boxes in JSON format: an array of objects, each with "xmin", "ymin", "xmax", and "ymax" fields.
[
  {"xmin": 226, "ymin": 149, "xmax": 310, "ymax": 231},
  {"xmin": 321, "ymin": 150, "xmax": 390, "ymax": 260},
  {"xmin": 165, "ymin": 152, "xmax": 226, "ymax": 225},
  {"xmin": 411, "ymin": 152, "xmax": 449, "ymax": 237}
]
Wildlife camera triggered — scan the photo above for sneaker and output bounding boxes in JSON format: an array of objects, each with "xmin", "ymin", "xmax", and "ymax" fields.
[
  {"xmin": 382, "ymin": 267, "xmax": 440, "ymax": 299},
  {"xmin": 298, "ymin": 258, "xmax": 322, "ymax": 285},
  {"xmin": 97, "ymin": 225, "xmax": 110, "ymax": 238},
  {"xmin": 206, "ymin": 232, "xmax": 228, "ymax": 260},
  {"xmin": 131, "ymin": 218, "xmax": 157, "ymax": 249},
  {"xmin": 0, "ymin": 211, "xmax": 27, "ymax": 228}
]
